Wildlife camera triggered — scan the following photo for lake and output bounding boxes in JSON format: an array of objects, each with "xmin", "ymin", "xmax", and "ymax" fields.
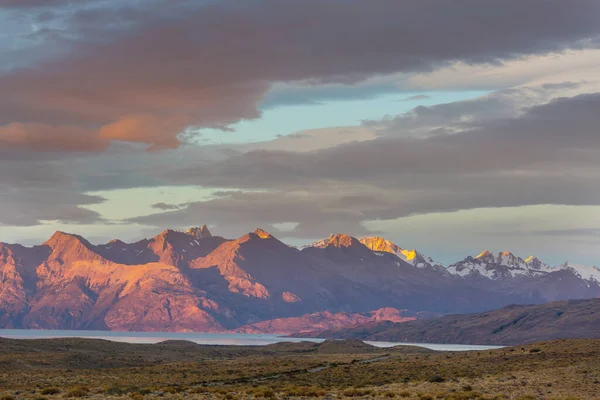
[{"xmin": 0, "ymin": 329, "xmax": 503, "ymax": 351}]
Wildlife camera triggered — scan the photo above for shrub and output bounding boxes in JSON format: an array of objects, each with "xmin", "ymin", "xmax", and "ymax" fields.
[
  {"xmin": 40, "ymin": 388, "xmax": 60, "ymax": 395},
  {"xmin": 65, "ymin": 388, "xmax": 89, "ymax": 398},
  {"xmin": 104, "ymin": 386, "xmax": 130, "ymax": 395},
  {"xmin": 190, "ymin": 387, "xmax": 211, "ymax": 394},
  {"xmin": 247, "ymin": 387, "xmax": 276, "ymax": 398},
  {"xmin": 159, "ymin": 387, "xmax": 177, "ymax": 394},
  {"xmin": 0, "ymin": 395, "xmax": 15, "ymax": 400},
  {"xmin": 447, "ymin": 393, "xmax": 484, "ymax": 400},
  {"xmin": 284, "ymin": 386, "xmax": 327, "ymax": 397},
  {"xmin": 429, "ymin": 375, "xmax": 445, "ymax": 383},
  {"xmin": 398, "ymin": 392, "xmax": 411, "ymax": 398},
  {"xmin": 529, "ymin": 348, "xmax": 542, "ymax": 353},
  {"xmin": 343, "ymin": 388, "xmax": 374, "ymax": 397}
]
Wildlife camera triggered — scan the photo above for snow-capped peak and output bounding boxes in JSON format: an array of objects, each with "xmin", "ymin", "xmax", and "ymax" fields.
[
  {"xmin": 306, "ymin": 233, "xmax": 361, "ymax": 249},
  {"xmin": 475, "ymin": 250, "xmax": 492, "ymax": 259},
  {"xmin": 359, "ymin": 236, "xmax": 445, "ymax": 270},
  {"xmin": 448, "ymin": 250, "xmax": 599, "ymax": 283},
  {"xmin": 448, "ymin": 251, "xmax": 543, "ymax": 279},
  {"xmin": 560, "ymin": 262, "xmax": 600, "ymax": 282}
]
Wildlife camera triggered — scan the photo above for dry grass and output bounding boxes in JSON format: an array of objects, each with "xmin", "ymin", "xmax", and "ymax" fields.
[{"xmin": 0, "ymin": 338, "xmax": 598, "ymax": 399}]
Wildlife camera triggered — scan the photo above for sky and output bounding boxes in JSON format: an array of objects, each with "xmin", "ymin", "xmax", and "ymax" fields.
[{"xmin": 1, "ymin": 0, "xmax": 600, "ymax": 266}]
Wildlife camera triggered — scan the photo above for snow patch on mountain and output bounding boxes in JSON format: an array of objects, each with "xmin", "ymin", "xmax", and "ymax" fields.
[
  {"xmin": 561, "ymin": 262, "xmax": 600, "ymax": 282},
  {"xmin": 448, "ymin": 251, "xmax": 599, "ymax": 283}
]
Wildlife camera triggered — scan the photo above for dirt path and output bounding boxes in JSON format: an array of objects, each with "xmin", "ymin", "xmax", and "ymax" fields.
[{"xmin": 191, "ymin": 353, "xmax": 393, "ymax": 388}]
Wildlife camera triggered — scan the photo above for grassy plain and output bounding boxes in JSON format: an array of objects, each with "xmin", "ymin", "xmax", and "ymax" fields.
[{"xmin": 0, "ymin": 338, "xmax": 598, "ymax": 399}]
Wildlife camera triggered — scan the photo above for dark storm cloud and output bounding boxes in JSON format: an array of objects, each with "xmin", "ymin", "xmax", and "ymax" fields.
[{"xmin": 2, "ymin": 0, "xmax": 600, "ymax": 151}]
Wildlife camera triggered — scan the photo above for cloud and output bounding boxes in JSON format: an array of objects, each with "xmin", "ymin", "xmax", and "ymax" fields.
[
  {"xmin": 0, "ymin": 156, "xmax": 107, "ymax": 226},
  {"xmin": 2, "ymin": 0, "xmax": 600, "ymax": 151},
  {"xmin": 130, "ymin": 189, "xmax": 375, "ymax": 239},
  {"xmin": 127, "ymin": 87, "xmax": 600, "ymax": 238},
  {"xmin": 0, "ymin": 185, "xmax": 105, "ymax": 226},
  {"xmin": 397, "ymin": 94, "xmax": 430, "ymax": 102},
  {"xmin": 168, "ymin": 93, "xmax": 600, "ymax": 187},
  {"xmin": 0, "ymin": 122, "xmax": 108, "ymax": 152},
  {"xmin": 151, "ymin": 202, "xmax": 181, "ymax": 211},
  {"xmin": 408, "ymin": 49, "xmax": 600, "ymax": 91},
  {"xmin": 527, "ymin": 228, "xmax": 600, "ymax": 238},
  {"xmin": 0, "ymin": 0, "xmax": 83, "ymax": 7}
]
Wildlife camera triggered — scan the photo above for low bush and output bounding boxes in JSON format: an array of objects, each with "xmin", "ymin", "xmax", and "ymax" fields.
[
  {"xmin": 65, "ymin": 388, "xmax": 89, "ymax": 398},
  {"xmin": 283, "ymin": 386, "xmax": 327, "ymax": 397},
  {"xmin": 529, "ymin": 348, "xmax": 542, "ymax": 353},
  {"xmin": 40, "ymin": 387, "xmax": 61, "ymax": 395},
  {"xmin": 343, "ymin": 388, "xmax": 374, "ymax": 397}
]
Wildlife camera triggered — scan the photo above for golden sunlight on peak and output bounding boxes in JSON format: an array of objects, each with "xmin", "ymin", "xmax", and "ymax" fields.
[
  {"xmin": 476, "ymin": 250, "xmax": 492, "ymax": 258},
  {"xmin": 400, "ymin": 249, "xmax": 417, "ymax": 261},
  {"xmin": 359, "ymin": 236, "xmax": 403, "ymax": 254},
  {"xmin": 254, "ymin": 228, "xmax": 272, "ymax": 239}
]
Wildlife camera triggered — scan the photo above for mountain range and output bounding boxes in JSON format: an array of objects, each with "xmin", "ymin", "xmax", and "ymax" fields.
[{"xmin": 0, "ymin": 226, "xmax": 598, "ymax": 332}]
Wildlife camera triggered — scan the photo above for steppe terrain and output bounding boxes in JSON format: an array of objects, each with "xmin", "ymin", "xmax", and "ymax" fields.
[{"xmin": 0, "ymin": 337, "xmax": 598, "ymax": 399}]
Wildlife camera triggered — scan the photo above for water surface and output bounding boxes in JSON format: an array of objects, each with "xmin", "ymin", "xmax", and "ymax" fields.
[{"xmin": 0, "ymin": 329, "xmax": 503, "ymax": 351}]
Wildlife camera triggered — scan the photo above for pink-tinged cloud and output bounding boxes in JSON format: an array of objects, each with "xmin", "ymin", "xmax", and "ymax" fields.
[
  {"xmin": 1, "ymin": 0, "xmax": 600, "ymax": 151},
  {"xmin": 0, "ymin": 123, "xmax": 108, "ymax": 152},
  {"xmin": 98, "ymin": 115, "xmax": 191, "ymax": 150}
]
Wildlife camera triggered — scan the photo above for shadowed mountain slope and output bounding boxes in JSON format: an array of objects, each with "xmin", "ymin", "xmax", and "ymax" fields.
[{"xmin": 298, "ymin": 298, "xmax": 600, "ymax": 345}]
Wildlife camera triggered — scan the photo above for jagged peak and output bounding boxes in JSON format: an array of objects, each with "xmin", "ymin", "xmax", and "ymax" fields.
[
  {"xmin": 44, "ymin": 231, "xmax": 89, "ymax": 247},
  {"xmin": 253, "ymin": 228, "xmax": 273, "ymax": 239},
  {"xmin": 186, "ymin": 225, "xmax": 212, "ymax": 239},
  {"xmin": 359, "ymin": 236, "xmax": 403, "ymax": 254},
  {"xmin": 475, "ymin": 250, "xmax": 492, "ymax": 259},
  {"xmin": 320, "ymin": 233, "xmax": 360, "ymax": 248},
  {"xmin": 525, "ymin": 255, "xmax": 537, "ymax": 263},
  {"xmin": 157, "ymin": 229, "xmax": 176, "ymax": 237}
]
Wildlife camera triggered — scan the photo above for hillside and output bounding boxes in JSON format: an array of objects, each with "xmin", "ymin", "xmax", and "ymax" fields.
[
  {"xmin": 297, "ymin": 298, "xmax": 600, "ymax": 345},
  {"xmin": 235, "ymin": 308, "xmax": 421, "ymax": 334}
]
